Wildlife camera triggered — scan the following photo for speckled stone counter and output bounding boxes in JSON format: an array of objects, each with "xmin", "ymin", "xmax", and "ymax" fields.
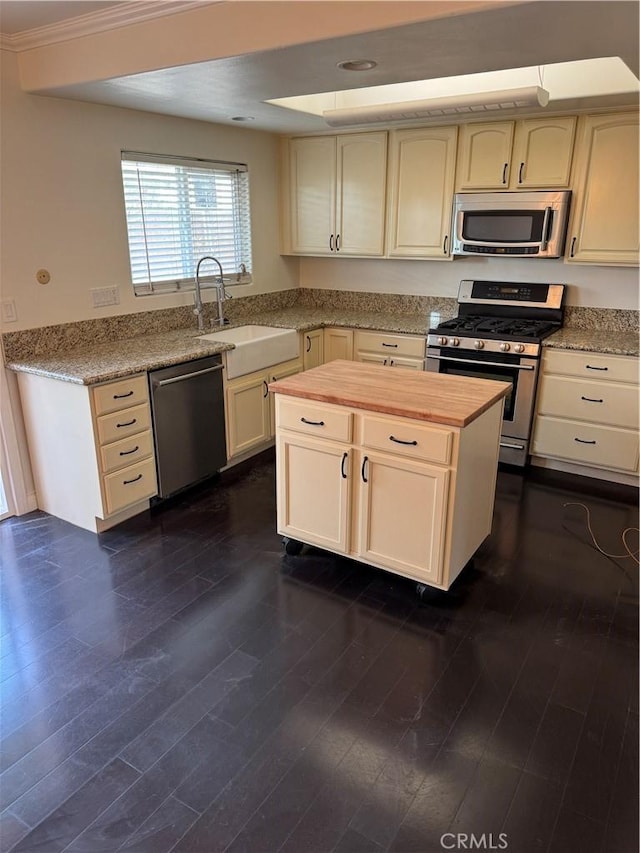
[{"xmin": 544, "ymin": 328, "xmax": 639, "ymax": 357}]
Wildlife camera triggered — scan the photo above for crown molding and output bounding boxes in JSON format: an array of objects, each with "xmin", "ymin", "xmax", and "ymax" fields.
[{"xmin": 0, "ymin": 1, "xmax": 216, "ymax": 52}]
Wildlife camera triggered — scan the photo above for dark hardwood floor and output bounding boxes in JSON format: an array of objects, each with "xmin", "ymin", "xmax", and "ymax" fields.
[{"xmin": 1, "ymin": 451, "xmax": 638, "ymax": 853}]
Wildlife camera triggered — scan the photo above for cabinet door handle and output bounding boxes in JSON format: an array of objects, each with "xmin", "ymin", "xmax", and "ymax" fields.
[
  {"xmin": 574, "ymin": 437, "xmax": 597, "ymax": 445},
  {"xmin": 502, "ymin": 163, "xmax": 508, "ymax": 184},
  {"xmin": 113, "ymin": 390, "xmax": 134, "ymax": 399},
  {"xmin": 361, "ymin": 455, "xmax": 369, "ymax": 483},
  {"xmin": 381, "ymin": 342, "xmax": 398, "ymax": 348},
  {"xmin": 518, "ymin": 162, "xmax": 525, "ymax": 183},
  {"xmin": 570, "ymin": 236, "xmax": 577, "ymax": 258},
  {"xmin": 263, "ymin": 381, "xmax": 269, "ymax": 398},
  {"xmin": 389, "ymin": 435, "xmax": 418, "ymax": 446},
  {"xmin": 581, "ymin": 396, "xmax": 604, "ymax": 403},
  {"xmin": 306, "ymin": 335, "xmax": 312, "ymax": 353},
  {"xmin": 336, "ymin": 234, "xmax": 340, "ymax": 251},
  {"xmin": 443, "ymin": 234, "xmax": 448, "ymax": 255},
  {"xmin": 300, "ymin": 417, "xmax": 324, "ymax": 426},
  {"xmin": 389, "ymin": 359, "xmax": 395, "ymax": 366},
  {"xmin": 119, "ymin": 445, "xmax": 140, "ymax": 456},
  {"xmin": 116, "ymin": 418, "xmax": 137, "ymax": 428},
  {"xmin": 329, "ymin": 234, "xmax": 334, "ymax": 252},
  {"xmin": 123, "ymin": 473, "xmax": 143, "ymax": 485},
  {"xmin": 341, "ymin": 451, "xmax": 348, "ymax": 479},
  {"xmin": 383, "ymin": 358, "xmax": 388, "ymax": 366}
]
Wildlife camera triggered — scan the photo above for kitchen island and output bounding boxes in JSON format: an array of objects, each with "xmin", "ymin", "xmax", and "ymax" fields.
[{"xmin": 269, "ymin": 360, "xmax": 510, "ymax": 593}]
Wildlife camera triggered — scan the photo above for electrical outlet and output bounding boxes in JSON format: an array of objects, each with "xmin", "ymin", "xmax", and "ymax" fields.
[
  {"xmin": 1, "ymin": 299, "xmax": 17, "ymax": 322},
  {"xmin": 91, "ymin": 286, "xmax": 120, "ymax": 308}
]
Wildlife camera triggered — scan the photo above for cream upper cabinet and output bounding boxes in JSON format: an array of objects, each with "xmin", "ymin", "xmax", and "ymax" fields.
[
  {"xmin": 456, "ymin": 117, "xmax": 576, "ymax": 191},
  {"xmin": 456, "ymin": 121, "xmax": 515, "ymax": 190},
  {"xmin": 565, "ymin": 112, "xmax": 640, "ymax": 266},
  {"xmin": 511, "ymin": 116, "xmax": 576, "ymax": 188},
  {"xmin": 287, "ymin": 132, "xmax": 387, "ymax": 256},
  {"xmin": 386, "ymin": 126, "xmax": 458, "ymax": 258}
]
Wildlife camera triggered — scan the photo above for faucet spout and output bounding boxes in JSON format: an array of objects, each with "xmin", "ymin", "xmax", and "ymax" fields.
[{"xmin": 194, "ymin": 256, "xmax": 225, "ymax": 330}]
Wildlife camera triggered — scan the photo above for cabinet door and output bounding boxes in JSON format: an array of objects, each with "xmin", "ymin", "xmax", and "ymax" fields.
[
  {"xmin": 386, "ymin": 126, "xmax": 458, "ymax": 257},
  {"xmin": 276, "ymin": 433, "xmax": 351, "ymax": 553},
  {"xmin": 456, "ymin": 121, "xmax": 514, "ymax": 190},
  {"xmin": 511, "ymin": 116, "xmax": 576, "ymax": 188},
  {"xmin": 566, "ymin": 112, "xmax": 639, "ymax": 265},
  {"xmin": 269, "ymin": 359, "xmax": 302, "ymax": 437},
  {"xmin": 323, "ymin": 327, "xmax": 354, "ymax": 363},
  {"xmin": 225, "ymin": 370, "xmax": 270, "ymax": 458},
  {"xmin": 355, "ymin": 450, "xmax": 449, "ymax": 585},
  {"xmin": 289, "ymin": 136, "xmax": 336, "ymax": 254},
  {"xmin": 302, "ymin": 328, "xmax": 324, "ymax": 370},
  {"xmin": 336, "ymin": 133, "xmax": 388, "ymax": 256}
]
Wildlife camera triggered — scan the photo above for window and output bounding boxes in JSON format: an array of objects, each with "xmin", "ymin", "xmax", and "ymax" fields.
[{"xmin": 121, "ymin": 152, "xmax": 253, "ymax": 295}]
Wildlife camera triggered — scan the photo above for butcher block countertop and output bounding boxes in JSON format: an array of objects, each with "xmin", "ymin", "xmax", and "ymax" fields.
[{"xmin": 269, "ymin": 360, "xmax": 510, "ymax": 428}]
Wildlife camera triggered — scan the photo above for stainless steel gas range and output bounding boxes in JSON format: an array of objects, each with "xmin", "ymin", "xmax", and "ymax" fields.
[{"xmin": 426, "ymin": 280, "xmax": 566, "ymax": 466}]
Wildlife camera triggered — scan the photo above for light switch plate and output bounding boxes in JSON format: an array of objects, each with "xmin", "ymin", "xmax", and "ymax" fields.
[
  {"xmin": 91, "ymin": 286, "xmax": 120, "ymax": 308},
  {"xmin": 1, "ymin": 299, "xmax": 17, "ymax": 322}
]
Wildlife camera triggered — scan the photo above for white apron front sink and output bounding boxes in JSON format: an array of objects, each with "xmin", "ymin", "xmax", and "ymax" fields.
[{"xmin": 198, "ymin": 325, "xmax": 299, "ymax": 379}]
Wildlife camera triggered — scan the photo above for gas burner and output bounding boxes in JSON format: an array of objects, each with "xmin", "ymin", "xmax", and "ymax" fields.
[{"xmin": 433, "ymin": 315, "xmax": 558, "ymax": 342}]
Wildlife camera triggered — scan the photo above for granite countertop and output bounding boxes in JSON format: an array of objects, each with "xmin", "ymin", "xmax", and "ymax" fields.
[
  {"xmin": 5, "ymin": 308, "xmax": 448, "ymax": 385},
  {"xmin": 544, "ymin": 327, "xmax": 639, "ymax": 357},
  {"xmin": 6, "ymin": 302, "xmax": 638, "ymax": 385}
]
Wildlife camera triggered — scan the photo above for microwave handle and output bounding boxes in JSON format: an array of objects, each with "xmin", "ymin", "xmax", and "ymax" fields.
[{"xmin": 540, "ymin": 207, "xmax": 552, "ymax": 251}]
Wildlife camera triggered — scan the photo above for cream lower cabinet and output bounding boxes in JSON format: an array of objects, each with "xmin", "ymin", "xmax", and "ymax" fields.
[
  {"xmin": 302, "ymin": 328, "xmax": 324, "ymax": 370},
  {"xmin": 323, "ymin": 327, "xmax": 354, "ymax": 363},
  {"xmin": 275, "ymin": 394, "xmax": 503, "ymax": 590},
  {"xmin": 354, "ymin": 329, "xmax": 425, "ymax": 370},
  {"xmin": 225, "ymin": 357, "xmax": 303, "ymax": 460},
  {"xmin": 532, "ymin": 349, "xmax": 639, "ymax": 479},
  {"xmin": 16, "ymin": 372, "xmax": 157, "ymax": 533}
]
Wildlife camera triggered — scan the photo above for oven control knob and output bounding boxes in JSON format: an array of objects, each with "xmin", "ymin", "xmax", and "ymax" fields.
[
  {"xmin": 499, "ymin": 342, "xmax": 511, "ymax": 352},
  {"xmin": 437, "ymin": 336, "xmax": 448, "ymax": 346},
  {"xmin": 450, "ymin": 338, "xmax": 460, "ymax": 347},
  {"xmin": 473, "ymin": 340, "xmax": 484, "ymax": 350},
  {"xmin": 514, "ymin": 344, "xmax": 525, "ymax": 354}
]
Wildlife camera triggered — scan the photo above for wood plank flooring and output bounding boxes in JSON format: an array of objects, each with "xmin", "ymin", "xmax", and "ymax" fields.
[{"xmin": 1, "ymin": 452, "xmax": 637, "ymax": 853}]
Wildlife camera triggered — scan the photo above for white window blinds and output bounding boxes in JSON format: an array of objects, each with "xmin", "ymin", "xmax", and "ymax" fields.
[{"xmin": 121, "ymin": 152, "xmax": 253, "ymax": 295}]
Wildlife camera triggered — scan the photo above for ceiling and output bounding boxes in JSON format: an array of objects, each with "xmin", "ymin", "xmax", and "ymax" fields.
[{"xmin": 1, "ymin": 0, "xmax": 639, "ymax": 134}]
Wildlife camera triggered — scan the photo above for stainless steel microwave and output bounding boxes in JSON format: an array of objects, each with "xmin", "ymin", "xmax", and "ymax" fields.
[{"xmin": 452, "ymin": 190, "xmax": 571, "ymax": 258}]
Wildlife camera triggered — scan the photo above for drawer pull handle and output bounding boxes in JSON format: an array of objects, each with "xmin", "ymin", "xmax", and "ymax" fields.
[
  {"xmin": 581, "ymin": 396, "xmax": 604, "ymax": 403},
  {"xmin": 585, "ymin": 365, "xmax": 608, "ymax": 371},
  {"xmin": 123, "ymin": 473, "xmax": 143, "ymax": 485},
  {"xmin": 389, "ymin": 435, "xmax": 418, "ymax": 446},
  {"xmin": 574, "ymin": 438, "xmax": 597, "ymax": 445},
  {"xmin": 113, "ymin": 390, "xmax": 134, "ymax": 399},
  {"xmin": 119, "ymin": 445, "xmax": 140, "ymax": 456},
  {"xmin": 341, "ymin": 452, "xmax": 348, "ymax": 479},
  {"xmin": 300, "ymin": 417, "xmax": 324, "ymax": 427},
  {"xmin": 361, "ymin": 455, "xmax": 369, "ymax": 483},
  {"xmin": 116, "ymin": 418, "xmax": 137, "ymax": 428},
  {"xmin": 382, "ymin": 343, "xmax": 398, "ymax": 348}
]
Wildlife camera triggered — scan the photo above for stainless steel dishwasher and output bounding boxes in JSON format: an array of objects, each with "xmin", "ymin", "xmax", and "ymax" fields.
[{"xmin": 148, "ymin": 355, "xmax": 226, "ymax": 498}]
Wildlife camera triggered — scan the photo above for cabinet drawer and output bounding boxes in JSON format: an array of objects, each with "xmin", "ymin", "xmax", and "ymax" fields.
[
  {"xmin": 96, "ymin": 403, "xmax": 151, "ymax": 445},
  {"xmin": 354, "ymin": 330, "xmax": 425, "ymax": 359},
  {"xmin": 537, "ymin": 375, "xmax": 639, "ymax": 429},
  {"xmin": 277, "ymin": 397, "xmax": 352, "ymax": 443},
  {"xmin": 533, "ymin": 416, "xmax": 639, "ymax": 472},
  {"xmin": 359, "ymin": 414, "xmax": 453, "ymax": 465},
  {"xmin": 103, "ymin": 456, "xmax": 157, "ymax": 515},
  {"xmin": 92, "ymin": 374, "xmax": 149, "ymax": 415},
  {"xmin": 543, "ymin": 349, "xmax": 638, "ymax": 384},
  {"xmin": 99, "ymin": 429, "xmax": 154, "ymax": 474}
]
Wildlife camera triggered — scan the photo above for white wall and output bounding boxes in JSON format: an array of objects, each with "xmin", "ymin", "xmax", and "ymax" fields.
[
  {"xmin": 0, "ymin": 50, "xmax": 299, "ymax": 333},
  {"xmin": 299, "ymin": 256, "xmax": 640, "ymax": 309}
]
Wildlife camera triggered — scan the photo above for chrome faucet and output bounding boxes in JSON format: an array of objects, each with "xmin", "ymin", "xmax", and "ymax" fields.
[{"xmin": 194, "ymin": 256, "xmax": 225, "ymax": 330}]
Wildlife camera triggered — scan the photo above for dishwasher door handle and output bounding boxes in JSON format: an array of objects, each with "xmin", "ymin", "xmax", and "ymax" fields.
[{"xmin": 154, "ymin": 363, "xmax": 224, "ymax": 387}]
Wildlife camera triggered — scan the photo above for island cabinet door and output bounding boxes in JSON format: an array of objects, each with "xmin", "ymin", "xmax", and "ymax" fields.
[
  {"xmin": 276, "ymin": 433, "xmax": 351, "ymax": 554},
  {"xmin": 355, "ymin": 450, "xmax": 449, "ymax": 585}
]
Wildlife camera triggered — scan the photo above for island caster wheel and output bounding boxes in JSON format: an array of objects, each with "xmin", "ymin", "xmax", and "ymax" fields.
[{"xmin": 283, "ymin": 537, "xmax": 303, "ymax": 556}]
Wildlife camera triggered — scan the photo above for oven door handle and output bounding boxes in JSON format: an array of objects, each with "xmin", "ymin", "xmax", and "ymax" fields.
[{"xmin": 427, "ymin": 354, "xmax": 536, "ymax": 371}]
